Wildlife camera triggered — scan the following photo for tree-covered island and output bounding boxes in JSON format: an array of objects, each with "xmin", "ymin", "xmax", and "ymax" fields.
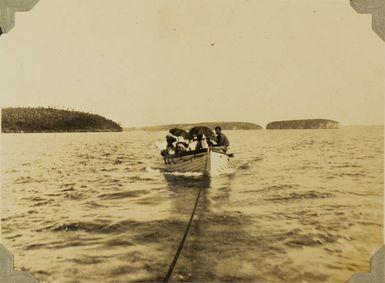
[
  {"xmin": 1, "ymin": 107, "xmax": 122, "ymax": 133},
  {"xmin": 266, "ymin": 119, "xmax": 339, "ymax": 129}
]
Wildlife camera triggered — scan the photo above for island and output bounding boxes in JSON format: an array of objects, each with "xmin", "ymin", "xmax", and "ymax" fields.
[
  {"xmin": 126, "ymin": 122, "xmax": 263, "ymax": 131},
  {"xmin": 1, "ymin": 107, "xmax": 123, "ymax": 133},
  {"xmin": 266, "ymin": 119, "xmax": 339, "ymax": 130}
]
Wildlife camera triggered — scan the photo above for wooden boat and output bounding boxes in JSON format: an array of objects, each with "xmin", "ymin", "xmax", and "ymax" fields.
[{"xmin": 163, "ymin": 147, "xmax": 230, "ymax": 175}]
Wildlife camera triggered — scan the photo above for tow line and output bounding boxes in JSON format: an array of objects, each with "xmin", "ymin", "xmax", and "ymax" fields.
[{"xmin": 162, "ymin": 185, "xmax": 203, "ymax": 282}]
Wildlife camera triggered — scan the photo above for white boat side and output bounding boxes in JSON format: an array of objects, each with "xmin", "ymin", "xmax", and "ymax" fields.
[{"xmin": 163, "ymin": 148, "xmax": 229, "ymax": 175}]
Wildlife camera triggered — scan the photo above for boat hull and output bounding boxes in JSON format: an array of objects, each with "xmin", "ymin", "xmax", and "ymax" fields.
[{"xmin": 163, "ymin": 148, "xmax": 229, "ymax": 175}]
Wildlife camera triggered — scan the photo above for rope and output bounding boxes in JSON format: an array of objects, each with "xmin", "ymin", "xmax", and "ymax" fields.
[
  {"xmin": 162, "ymin": 186, "xmax": 202, "ymax": 282},
  {"xmin": 163, "ymin": 150, "xmax": 209, "ymax": 282}
]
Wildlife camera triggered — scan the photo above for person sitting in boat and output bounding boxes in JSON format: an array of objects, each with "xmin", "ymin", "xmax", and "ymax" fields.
[
  {"xmin": 195, "ymin": 134, "xmax": 208, "ymax": 150},
  {"xmin": 161, "ymin": 133, "xmax": 177, "ymax": 156},
  {"xmin": 188, "ymin": 134, "xmax": 198, "ymax": 150},
  {"xmin": 206, "ymin": 136, "xmax": 214, "ymax": 147},
  {"xmin": 174, "ymin": 136, "xmax": 188, "ymax": 153},
  {"xmin": 215, "ymin": 126, "xmax": 230, "ymax": 151}
]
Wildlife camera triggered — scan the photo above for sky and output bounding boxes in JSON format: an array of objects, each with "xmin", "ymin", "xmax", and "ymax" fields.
[{"xmin": 0, "ymin": 0, "xmax": 384, "ymax": 127}]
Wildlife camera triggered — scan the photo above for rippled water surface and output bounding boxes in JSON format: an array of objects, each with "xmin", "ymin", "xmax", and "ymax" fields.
[{"xmin": 1, "ymin": 127, "xmax": 383, "ymax": 282}]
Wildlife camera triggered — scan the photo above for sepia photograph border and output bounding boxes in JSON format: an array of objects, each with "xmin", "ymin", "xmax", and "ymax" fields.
[{"xmin": 0, "ymin": 0, "xmax": 384, "ymax": 282}]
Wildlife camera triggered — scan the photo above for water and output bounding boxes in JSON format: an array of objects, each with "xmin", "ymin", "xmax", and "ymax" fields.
[{"xmin": 1, "ymin": 127, "xmax": 383, "ymax": 282}]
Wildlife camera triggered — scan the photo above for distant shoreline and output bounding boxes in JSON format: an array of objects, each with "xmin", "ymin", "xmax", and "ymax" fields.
[
  {"xmin": 124, "ymin": 119, "xmax": 342, "ymax": 131},
  {"xmin": 129, "ymin": 122, "xmax": 263, "ymax": 131},
  {"xmin": 4, "ymin": 107, "xmax": 378, "ymax": 133},
  {"xmin": 3, "ymin": 125, "xmax": 380, "ymax": 134}
]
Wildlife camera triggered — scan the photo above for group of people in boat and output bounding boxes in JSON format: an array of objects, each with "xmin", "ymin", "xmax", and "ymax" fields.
[{"xmin": 161, "ymin": 126, "xmax": 230, "ymax": 156}]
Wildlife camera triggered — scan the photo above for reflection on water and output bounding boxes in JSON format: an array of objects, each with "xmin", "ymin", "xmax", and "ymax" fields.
[{"xmin": 1, "ymin": 127, "xmax": 383, "ymax": 282}]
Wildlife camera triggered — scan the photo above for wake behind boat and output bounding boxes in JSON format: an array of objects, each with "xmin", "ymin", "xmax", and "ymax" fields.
[{"xmin": 158, "ymin": 126, "xmax": 232, "ymax": 175}]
